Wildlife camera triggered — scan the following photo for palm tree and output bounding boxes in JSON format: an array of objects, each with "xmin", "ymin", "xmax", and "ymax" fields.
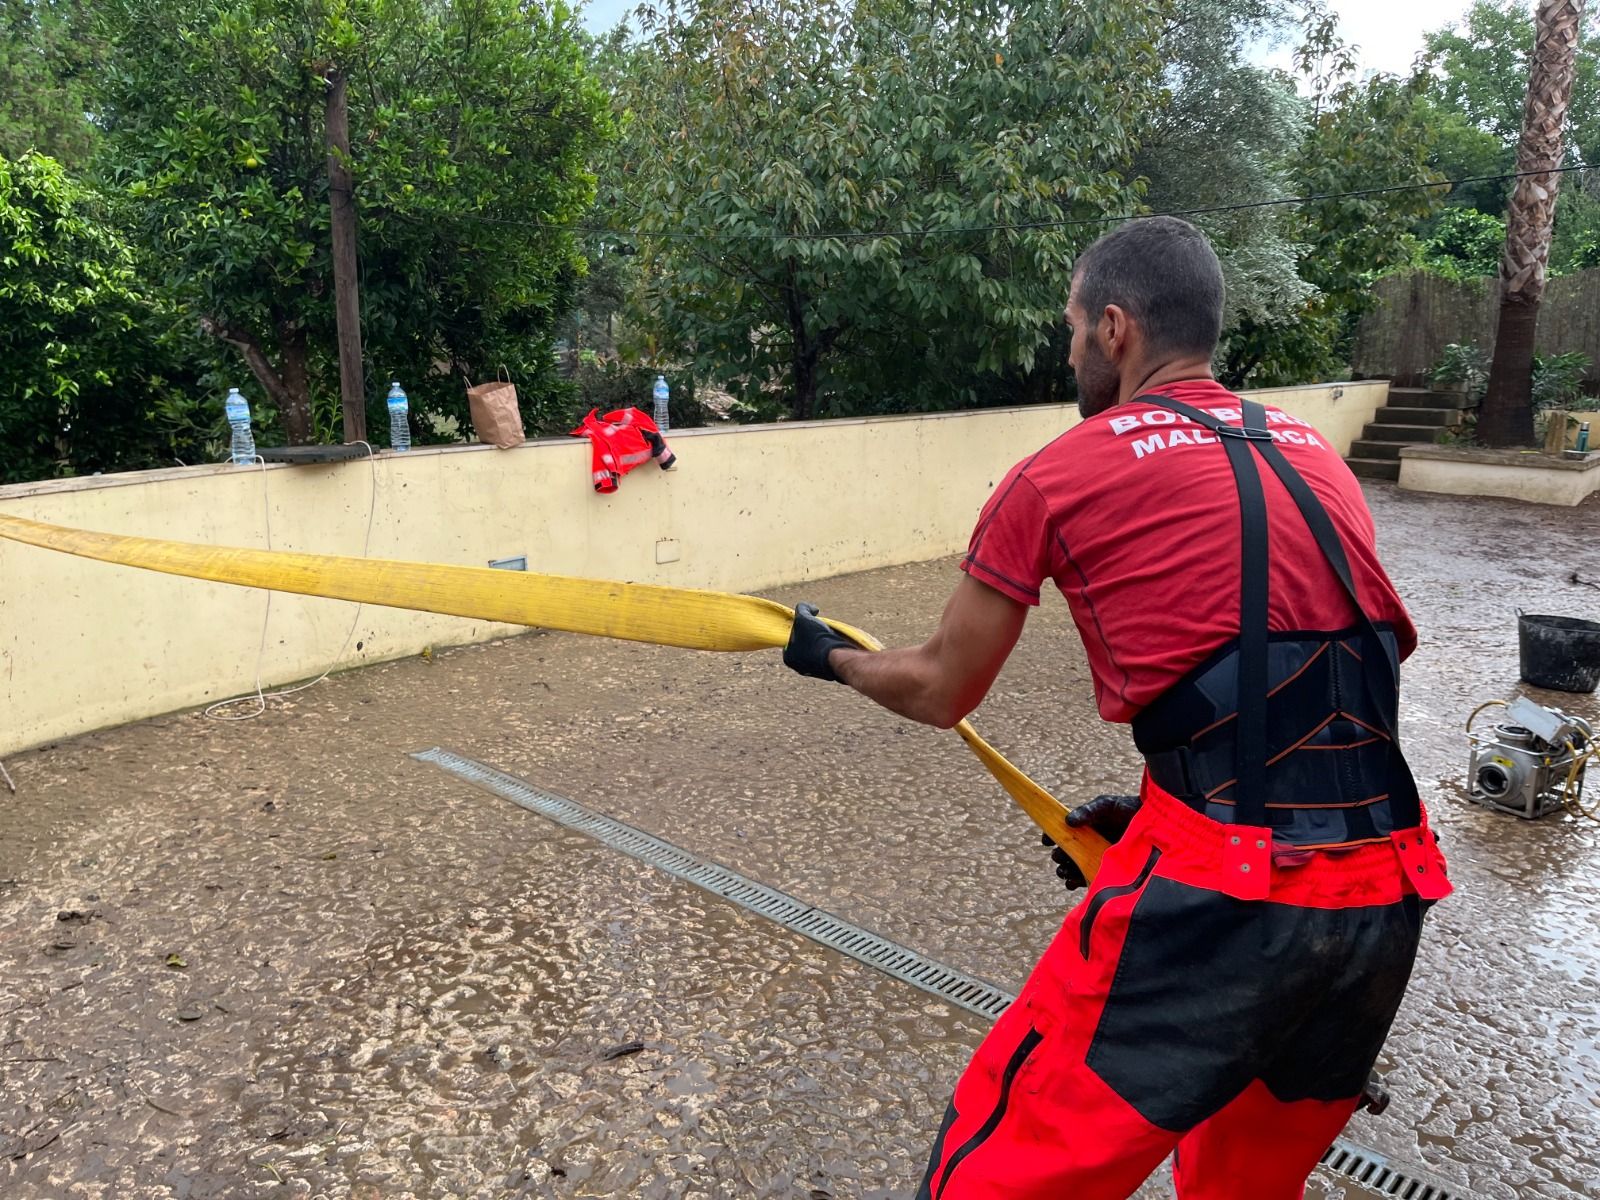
[{"xmin": 1479, "ymin": 0, "xmax": 1587, "ymax": 448}]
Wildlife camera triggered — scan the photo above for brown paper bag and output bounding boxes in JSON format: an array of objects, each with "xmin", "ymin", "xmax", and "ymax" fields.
[{"xmin": 466, "ymin": 375, "xmax": 525, "ymax": 449}]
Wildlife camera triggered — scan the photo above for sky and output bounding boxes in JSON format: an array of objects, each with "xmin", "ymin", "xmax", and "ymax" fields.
[
  {"xmin": 577, "ymin": 0, "xmax": 1510, "ymax": 78},
  {"xmin": 1254, "ymin": 0, "xmax": 1507, "ymax": 76}
]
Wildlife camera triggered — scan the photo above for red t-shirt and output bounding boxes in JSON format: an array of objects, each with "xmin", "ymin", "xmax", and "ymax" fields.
[{"xmin": 962, "ymin": 380, "xmax": 1417, "ymax": 723}]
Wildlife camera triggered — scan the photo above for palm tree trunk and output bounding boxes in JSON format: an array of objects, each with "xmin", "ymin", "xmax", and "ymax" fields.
[{"xmin": 1480, "ymin": 0, "xmax": 1587, "ymax": 448}]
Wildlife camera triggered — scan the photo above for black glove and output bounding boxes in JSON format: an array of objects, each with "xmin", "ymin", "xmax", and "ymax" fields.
[
  {"xmin": 783, "ymin": 603, "xmax": 856, "ymax": 683},
  {"xmin": 1040, "ymin": 794, "xmax": 1142, "ymax": 892}
]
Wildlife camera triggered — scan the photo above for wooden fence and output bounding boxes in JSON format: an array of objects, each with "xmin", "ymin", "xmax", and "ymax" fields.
[{"xmin": 1350, "ymin": 268, "xmax": 1600, "ymax": 386}]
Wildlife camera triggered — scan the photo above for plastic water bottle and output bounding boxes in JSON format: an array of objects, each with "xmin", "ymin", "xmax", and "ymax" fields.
[
  {"xmin": 387, "ymin": 380, "xmax": 411, "ymax": 452},
  {"xmin": 652, "ymin": 374, "xmax": 670, "ymax": 433},
  {"xmin": 225, "ymin": 387, "xmax": 256, "ymax": 465}
]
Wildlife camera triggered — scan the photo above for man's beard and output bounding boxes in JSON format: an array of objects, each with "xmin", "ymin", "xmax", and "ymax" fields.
[{"xmin": 1074, "ymin": 343, "xmax": 1119, "ymax": 419}]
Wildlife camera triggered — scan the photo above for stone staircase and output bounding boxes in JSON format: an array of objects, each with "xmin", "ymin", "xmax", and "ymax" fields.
[{"xmin": 1345, "ymin": 387, "xmax": 1470, "ymax": 481}]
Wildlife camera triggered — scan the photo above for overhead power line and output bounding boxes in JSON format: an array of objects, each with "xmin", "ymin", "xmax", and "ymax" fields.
[{"xmin": 444, "ymin": 162, "xmax": 1597, "ymax": 244}]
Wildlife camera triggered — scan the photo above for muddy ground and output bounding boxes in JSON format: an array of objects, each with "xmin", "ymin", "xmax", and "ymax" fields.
[{"xmin": 1, "ymin": 482, "xmax": 1597, "ymax": 1199}]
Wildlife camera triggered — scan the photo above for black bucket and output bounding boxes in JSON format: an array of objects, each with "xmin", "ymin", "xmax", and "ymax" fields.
[{"xmin": 1518, "ymin": 611, "xmax": 1600, "ymax": 693}]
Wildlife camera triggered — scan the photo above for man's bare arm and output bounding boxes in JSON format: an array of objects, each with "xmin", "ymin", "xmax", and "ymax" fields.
[{"xmin": 827, "ymin": 575, "xmax": 1027, "ymax": 728}]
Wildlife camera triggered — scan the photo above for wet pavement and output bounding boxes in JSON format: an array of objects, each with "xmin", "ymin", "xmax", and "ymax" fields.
[{"xmin": 1, "ymin": 482, "xmax": 1597, "ymax": 1199}]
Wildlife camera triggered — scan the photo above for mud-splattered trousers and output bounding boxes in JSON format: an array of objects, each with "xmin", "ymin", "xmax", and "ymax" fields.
[{"xmin": 916, "ymin": 777, "xmax": 1449, "ymax": 1200}]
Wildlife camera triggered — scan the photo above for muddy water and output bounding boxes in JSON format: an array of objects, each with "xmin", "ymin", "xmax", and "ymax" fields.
[{"xmin": 1, "ymin": 482, "xmax": 1597, "ymax": 1198}]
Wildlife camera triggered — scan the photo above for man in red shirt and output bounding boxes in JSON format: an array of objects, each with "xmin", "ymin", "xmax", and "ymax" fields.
[{"xmin": 784, "ymin": 217, "xmax": 1449, "ymax": 1199}]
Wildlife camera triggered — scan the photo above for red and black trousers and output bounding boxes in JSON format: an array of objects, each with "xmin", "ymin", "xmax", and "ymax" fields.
[{"xmin": 917, "ymin": 775, "xmax": 1450, "ymax": 1200}]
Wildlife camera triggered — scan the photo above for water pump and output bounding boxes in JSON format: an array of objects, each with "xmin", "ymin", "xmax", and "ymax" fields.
[{"xmin": 1466, "ymin": 696, "xmax": 1593, "ymax": 819}]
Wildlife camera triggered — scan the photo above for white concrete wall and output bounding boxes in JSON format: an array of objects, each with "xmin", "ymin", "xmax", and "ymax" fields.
[
  {"xmin": 1241, "ymin": 380, "xmax": 1390, "ymax": 458},
  {"xmin": 0, "ymin": 382, "xmax": 1383, "ymax": 754},
  {"xmin": 1399, "ymin": 447, "xmax": 1600, "ymax": 506}
]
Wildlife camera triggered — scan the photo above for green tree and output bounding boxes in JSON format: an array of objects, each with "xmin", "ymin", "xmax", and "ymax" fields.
[
  {"xmin": 1423, "ymin": 0, "xmax": 1599, "ymax": 158},
  {"xmin": 1416, "ymin": 99, "xmax": 1515, "ymax": 218},
  {"xmin": 612, "ymin": 0, "xmax": 1169, "ymax": 420},
  {"xmin": 1477, "ymin": 0, "xmax": 1587, "ymax": 449},
  {"xmin": 0, "ymin": 1, "xmax": 99, "ymax": 166},
  {"xmin": 1222, "ymin": 72, "xmax": 1442, "ymax": 385},
  {"xmin": 1136, "ymin": 1, "xmax": 1315, "ymax": 332},
  {"xmin": 0, "ymin": 151, "xmax": 200, "ymax": 482},
  {"xmin": 1551, "ymin": 177, "xmax": 1600, "ymax": 270},
  {"xmin": 94, "ymin": 0, "xmax": 609, "ymax": 445},
  {"xmin": 1420, "ymin": 0, "xmax": 1599, "ymax": 226},
  {"xmin": 560, "ymin": 25, "xmax": 640, "ymax": 362},
  {"xmin": 1422, "ymin": 205, "xmax": 1506, "ymax": 278}
]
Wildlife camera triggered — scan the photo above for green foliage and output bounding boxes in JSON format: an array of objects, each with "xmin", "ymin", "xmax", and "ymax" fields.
[
  {"xmin": 0, "ymin": 1, "xmax": 100, "ymax": 167},
  {"xmin": 93, "ymin": 0, "xmax": 610, "ymax": 446},
  {"xmin": 1420, "ymin": 1, "xmax": 1599, "ymax": 248},
  {"xmin": 1550, "ymin": 180, "xmax": 1600, "ymax": 273},
  {"xmin": 569, "ymin": 352, "xmax": 713, "ymax": 430},
  {"xmin": 1428, "ymin": 344, "xmax": 1593, "ymax": 414},
  {"xmin": 1422, "ymin": 1, "xmax": 1600, "ymax": 162},
  {"xmin": 1531, "ymin": 351, "xmax": 1592, "ymax": 411},
  {"xmin": 24, "ymin": 0, "xmax": 1600, "ymax": 476},
  {"xmin": 556, "ymin": 242, "xmax": 634, "ymax": 358},
  {"xmin": 1415, "ymin": 99, "xmax": 1512, "ymax": 219},
  {"xmin": 611, "ymin": 0, "xmax": 1169, "ymax": 419},
  {"xmin": 1429, "ymin": 342, "xmax": 1490, "ymax": 401},
  {"xmin": 0, "ymin": 150, "xmax": 133, "ymax": 479},
  {"xmin": 1421, "ymin": 206, "xmax": 1505, "ymax": 280},
  {"xmin": 1136, "ymin": 1, "xmax": 1314, "ymax": 331},
  {"xmin": 1221, "ymin": 71, "xmax": 1442, "ymax": 387},
  {"xmin": 0, "ymin": 151, "xmax": 210, "ymax": 482},
  {"xmin": 1560, "ymin": 225, "xmax": 1600, "ymax": 272},
  {"xmin": 1294, "ymin": 76, "xmax": 1440, "ymax": 305}
]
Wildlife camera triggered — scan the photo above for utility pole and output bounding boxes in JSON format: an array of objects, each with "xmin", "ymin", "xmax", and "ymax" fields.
[
  {"xmin": 1479, "ymin": 0, "xmax": 1587, "ymax": 447},
  {"xmin": 325, "ymin": 66, "xmax": 367, "ymax": 444}
]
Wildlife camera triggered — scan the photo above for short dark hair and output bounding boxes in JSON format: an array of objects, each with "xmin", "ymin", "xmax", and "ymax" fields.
[{"xmin": 1071, "ymin": 216, "xmax": 1225, "ymax": 358}]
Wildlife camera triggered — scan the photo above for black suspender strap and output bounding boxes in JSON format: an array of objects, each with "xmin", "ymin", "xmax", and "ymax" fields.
[
  {"xmin": 1134, "ymin": 395, "xmax": 1274, "ymax": 827},
  {"xmin": 1216, "ymin": 401, "xmax": 1271, "ymax": 830},
  {"xmin": 1131, "ymin": 393, "xmax": 1421, "ymax": 833},
  {"xmin": 1246, "ymin": 439, "xmax": 1423, "ymax": 831}
]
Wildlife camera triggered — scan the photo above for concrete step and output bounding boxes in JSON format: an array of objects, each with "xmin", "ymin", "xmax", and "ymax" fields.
[
  {"xmin": 1349, "ymin": 439, "xmax": 1405, "ymax": 461},
  {"xmin": 1374, "ymin": 406, "xmax": 1458, "ymax": 428},
  {"xmin": 1386, "ymin": 387, "xmax": 1471, "ymax": 410},
  {"xmin": 1359, "ymin": 423, "xmax": 1448, "ymax": 444},
  {"xmin": 1345, "ymin": 457, "xmax": 1402, "ymax": 481}
]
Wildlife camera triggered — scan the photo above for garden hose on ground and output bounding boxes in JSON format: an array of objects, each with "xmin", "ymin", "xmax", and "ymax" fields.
[
  {"xmin": 1464, "ymin": 699, "xmax": 1507, "ymax": 732},
  {"xmin": 0, "ymin": 512, "xmax": 1108, "ymax": 880},
  {"xmin": 1564, "ymin": 746, "xmax": 1598, "ymax": 820}
]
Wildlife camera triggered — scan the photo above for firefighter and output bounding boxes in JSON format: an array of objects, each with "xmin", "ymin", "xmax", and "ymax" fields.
[{"xmin": 783, "ymin": 216, "xmax": 1449, "ymax": 1200}]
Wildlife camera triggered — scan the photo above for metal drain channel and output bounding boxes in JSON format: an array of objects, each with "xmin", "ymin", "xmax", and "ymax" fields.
[
  {"xmin": 416, "ymin": 746, "xmax": 1473, "ymax": 1199},
  {"xmin": 413, "ymin": 747, "xmax": 1012, "ymax": 1019},
  {"xmin": 1318, "ymin": 1138, "xmax": 1461, "ymax": 1200}
]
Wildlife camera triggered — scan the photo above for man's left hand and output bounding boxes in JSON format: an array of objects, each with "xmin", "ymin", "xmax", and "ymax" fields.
[{"xmin": 1041, "ymin": 794, "xmax": 1142, "ymax": 891}]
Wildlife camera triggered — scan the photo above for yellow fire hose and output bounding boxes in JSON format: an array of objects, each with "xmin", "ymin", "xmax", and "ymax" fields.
[{"xmin": 0, "ymin": 512, "xmax": 1107, "ymax": 879}]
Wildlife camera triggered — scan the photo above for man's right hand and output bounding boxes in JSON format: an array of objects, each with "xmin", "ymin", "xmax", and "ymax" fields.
[
  {"xmin": 1041, "ymin": 794, "xmax": 1142, "ymax": 891},
  {"xmin": 783, "ymin": 602, "xmax": 856, "ymax": 683}
]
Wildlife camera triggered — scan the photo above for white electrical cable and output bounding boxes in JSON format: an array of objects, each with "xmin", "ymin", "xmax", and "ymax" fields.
[{"xmin": 204, "ymin": 443, "xmax": 380, "ymax": 722}]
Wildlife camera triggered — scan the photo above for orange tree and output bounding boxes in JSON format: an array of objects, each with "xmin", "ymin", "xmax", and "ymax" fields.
[
  {"xmin": 93, "ymin": 0, "xmax": 610, "ymax": 445},
  {"xmin": 0, "ymin": 151, "xmax": 199, "ymax": 481}
]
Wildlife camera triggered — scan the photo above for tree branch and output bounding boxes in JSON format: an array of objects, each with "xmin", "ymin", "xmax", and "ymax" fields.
[
  {"xmin": 814, "ymin": 320, "xmax": 849, "ymax": 357},
  {"xmin": 198, "ymin": 316, "xmax": 292, "ymax": 411}
]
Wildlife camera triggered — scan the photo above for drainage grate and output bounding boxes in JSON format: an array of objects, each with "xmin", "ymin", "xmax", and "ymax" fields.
[
  {"xmin": 413, "ymin": 747, "xmax": 1014, "ymax": 1019},
  {"xmin": 1317, "ymin": 1138, "xmax": 1462, "ymax": 1200},
  {"xmin": 415, "ymin": 747, "xmax": 1475, "ymax": 1200}
]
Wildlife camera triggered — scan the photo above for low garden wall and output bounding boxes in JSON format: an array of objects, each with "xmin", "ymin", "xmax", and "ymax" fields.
[
  {"xmin": 1400, "ymin": 445, "xmax": 1600, "ymax": 507},
  {"xmin": 0, "ymin": 381, "xmax": 1385, "ymax": 754}
]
